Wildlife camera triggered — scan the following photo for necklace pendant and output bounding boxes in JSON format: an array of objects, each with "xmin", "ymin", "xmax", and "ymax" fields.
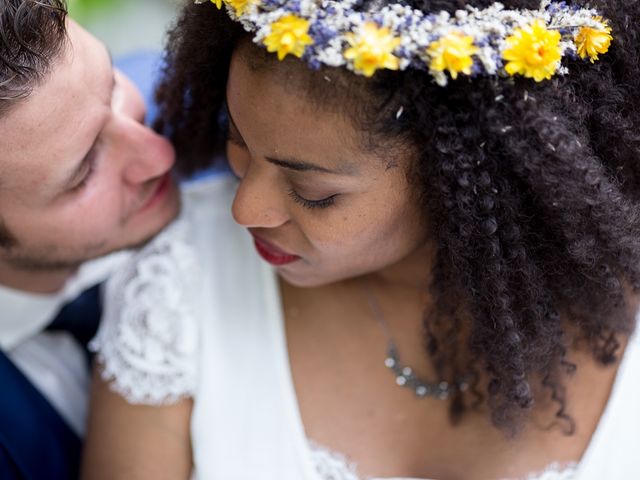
[
  {"xmin": 362, "ymin": 280, "xmax": 470, "ymax": 401},
  {"xmin": 384, "ymin": 345, "xmax": 468, "ymax": 400}
]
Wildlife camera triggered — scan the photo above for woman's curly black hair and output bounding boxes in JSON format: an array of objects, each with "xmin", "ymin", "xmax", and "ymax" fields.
[{"xmin": 155, "ymin": 0, "xmax": 640, "ymax": 433}]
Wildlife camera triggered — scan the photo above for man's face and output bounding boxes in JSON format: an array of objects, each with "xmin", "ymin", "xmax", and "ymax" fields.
[{"xmin": 0, "ymin": 20, "xmax": 179, "ymax": 279}]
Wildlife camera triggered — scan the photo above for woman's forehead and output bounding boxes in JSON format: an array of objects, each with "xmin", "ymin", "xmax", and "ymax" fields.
[
  {"xmin": 231, "ymin": 79, "xmax": 417, "ymax": 182},
  {"xmin": 234, "ymin": 38, "xmax": 375, "ymax": 115}
]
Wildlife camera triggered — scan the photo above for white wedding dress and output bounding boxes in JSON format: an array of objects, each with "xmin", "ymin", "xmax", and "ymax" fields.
[{"xmin": 92, "ymin": 175, "xmax": 640, "ymax": 480}]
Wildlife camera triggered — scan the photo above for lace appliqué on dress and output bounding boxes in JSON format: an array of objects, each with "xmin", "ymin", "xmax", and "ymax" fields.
[
  {"xmin": 518, "ymin": 462, "xmax": 578, "ymax": 480},
  {"xmin": 309, "ymin": 440, "xmax": 362, "ymax": 480},
  {"xmin": 308, "ymin": 440, "xmax": 578, "ymax": 480},
  {"xmin": 91, "ymin": 218, "xmax": 200, "ymax": 406}
]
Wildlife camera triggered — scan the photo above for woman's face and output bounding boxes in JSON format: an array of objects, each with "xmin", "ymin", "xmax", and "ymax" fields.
[{"xmin": 226, "ymin": 47, "xmax": 428, "ymax": 287}]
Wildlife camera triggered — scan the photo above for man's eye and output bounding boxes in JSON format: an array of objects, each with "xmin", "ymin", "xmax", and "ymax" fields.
[
  {"xmin": 71, "ymin": 168, "xmax": 94, "ymax": 192},
  {"xmin": 70, "ymin": 153, "xmax": 98, "ymax": 192}
]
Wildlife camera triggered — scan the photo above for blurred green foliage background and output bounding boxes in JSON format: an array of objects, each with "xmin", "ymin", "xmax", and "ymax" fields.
[
  {"xmin": 67, "ymin": 0, "xmax": 179, "ymax": 56},
  {"xmin": 68, "ymin": 0, "xmax": 125, "ymax": 24}
]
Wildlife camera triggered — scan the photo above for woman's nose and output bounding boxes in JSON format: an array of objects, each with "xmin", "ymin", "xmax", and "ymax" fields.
[{"xmin": 231, "ymin": 164, "xmax": 289, "ymax": 229}]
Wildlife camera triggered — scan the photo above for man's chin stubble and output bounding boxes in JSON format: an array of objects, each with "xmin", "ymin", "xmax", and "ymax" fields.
[{"xmin": 1, "ymin": 205, "xmax": 181, "ymax": 273}]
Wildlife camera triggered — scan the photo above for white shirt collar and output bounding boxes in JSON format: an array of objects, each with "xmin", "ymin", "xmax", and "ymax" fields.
[
  {"xmin": 0, "ymin": 286, "xmax": 64, "ymax": 350},
  {"xmin": 0, "ymin": 251, "xmax": 130, "ymax": 350}
]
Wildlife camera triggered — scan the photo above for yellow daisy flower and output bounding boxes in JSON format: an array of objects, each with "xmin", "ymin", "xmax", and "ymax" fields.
[
  {"xmin": 263, "ymin": 14, "xmax": 314, "ymax": 61},
  {"xmin": 575, "ymin": 18, "xmax": 612, "ymax": 63},
  {"xmin": 503, "ymin": 20, "xmax": 562, "ymax": 82},
  {"xmin": 344, "ymin": 22, "xmax": 401, "ymax": 77},
  {"xmin": 427, "ymin": 32, "xmax": 478, "ymax": 80},
  {"xmin": 210, "ymin": 0, "xmax": 223, "ymax": 8},
  {"xmin": 226, "ymin": 0, "xmax": 255, "ymax": 16}
]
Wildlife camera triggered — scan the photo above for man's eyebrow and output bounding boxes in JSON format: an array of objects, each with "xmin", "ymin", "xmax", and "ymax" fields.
[{"xmin": 226, "ymin": 106, "xmax": 356, "ymax": 176}]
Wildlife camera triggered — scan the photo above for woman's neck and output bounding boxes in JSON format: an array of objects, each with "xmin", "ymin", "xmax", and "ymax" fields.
[{"xmin": 362, "ymin": 240, "xmax": 435, "ymax": 294}]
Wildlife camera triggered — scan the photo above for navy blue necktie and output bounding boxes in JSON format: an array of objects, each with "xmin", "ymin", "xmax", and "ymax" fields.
[{"xmin": 46, "ymin": 284, "xmax": 103, "ymax": 351}]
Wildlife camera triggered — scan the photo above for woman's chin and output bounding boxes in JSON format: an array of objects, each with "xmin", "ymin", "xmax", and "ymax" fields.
[
  {"xmin": 276, "ymin": 264, "xmax": 370, "ymax": 289},
  {"xmin": 276, "ymin": 265, "xmax": 337, "ymax": 289}
]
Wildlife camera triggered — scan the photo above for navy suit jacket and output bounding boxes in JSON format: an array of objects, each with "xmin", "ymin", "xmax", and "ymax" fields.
[{"xmin": 0, "ymin": 349, "xmax": 82, "ymax": 480}]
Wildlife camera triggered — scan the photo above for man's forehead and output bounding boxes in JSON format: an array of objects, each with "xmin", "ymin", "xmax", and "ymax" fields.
[{"xmin": 0, "ymin": 20, "xmax": 112, "ymax": 186}]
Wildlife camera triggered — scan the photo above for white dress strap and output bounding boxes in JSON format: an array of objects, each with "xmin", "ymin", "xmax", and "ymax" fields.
[{"xmin": 90, "ymin": 218, "xmax": 200, "ymax": 405}]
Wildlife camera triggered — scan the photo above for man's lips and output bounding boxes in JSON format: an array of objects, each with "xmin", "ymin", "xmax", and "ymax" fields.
[
  {"xmin": 251, "ymin": 234, "xmax": 300, "ymax": 266},
  {"xmin": 138, "ymin": 173, "xmax": 172, "ymax": 213}
]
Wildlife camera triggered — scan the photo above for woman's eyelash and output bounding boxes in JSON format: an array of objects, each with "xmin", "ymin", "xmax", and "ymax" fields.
[
  {"xmin": 225, "ymin": 134, "xmax": 337, "ymax": 210},
  {"xmin": 288, "ymin": 189, "xmax": 337, "ymax": 210}
]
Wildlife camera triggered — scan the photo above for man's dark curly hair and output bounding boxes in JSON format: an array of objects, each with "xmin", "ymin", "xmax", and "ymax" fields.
[
  {"xmin": 0, "ymin": 0, "xmax": 67, "ymax": 113},
  {"xmin": 0, "ymin": 0, "xmax": 68, "ymax": 247},
  {"xmin": 155, "ymin": 0, "xmax": 640, "ymax": 433}
]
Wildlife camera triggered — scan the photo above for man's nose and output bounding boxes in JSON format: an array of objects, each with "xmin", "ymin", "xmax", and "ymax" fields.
[
  {"xmin": 120, "ymin": 121, "xmax": 176, "ymax": 185},
  {"xmin": 231, "ymin": 165, "xmax": 289, "ymax": 229}
]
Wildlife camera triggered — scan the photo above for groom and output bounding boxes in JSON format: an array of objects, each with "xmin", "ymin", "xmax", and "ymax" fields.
[{"xmin": 0, "ymin": 1, "xmax": 180, "ymax": 478}]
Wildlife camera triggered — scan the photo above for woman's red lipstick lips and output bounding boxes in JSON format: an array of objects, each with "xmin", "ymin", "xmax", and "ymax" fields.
[{"xmin": 252, "ymin": 235, "xmax": 300, "ymax": 266}]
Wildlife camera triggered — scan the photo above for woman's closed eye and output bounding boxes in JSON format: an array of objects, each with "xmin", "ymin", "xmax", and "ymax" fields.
[
  {"xmin": 288, "ymin": 188, "xmax": 338, "ymax": 210},
  {"xmin": 226, "ymin": 120, "xmax": 340, "ymax": 210}
]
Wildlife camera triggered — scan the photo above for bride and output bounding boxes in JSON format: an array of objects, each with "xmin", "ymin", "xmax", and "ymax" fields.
[{"xmin": 83, "ymin": 1, "xmax": 640, "ymax": 479}]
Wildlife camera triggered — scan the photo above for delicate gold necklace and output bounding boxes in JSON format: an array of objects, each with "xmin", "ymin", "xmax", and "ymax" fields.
[{"xmin": 361, "ymin": 280, "xmax": 470, "ymax": 399}]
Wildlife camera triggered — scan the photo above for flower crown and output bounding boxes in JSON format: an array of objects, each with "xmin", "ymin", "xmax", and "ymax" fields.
[{"xmin": 196, "ymin": 0, "xmax": 612, "ymax": 86}]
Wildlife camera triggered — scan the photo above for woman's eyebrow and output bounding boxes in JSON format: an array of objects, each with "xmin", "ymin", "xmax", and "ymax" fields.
[
  {"xmin": 226, "ymin": 106, "xmax": 357, "ymax": 176},
  {"xmin": 263, "ymin": 154, "xmax": 345, "ymax": 174}
]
